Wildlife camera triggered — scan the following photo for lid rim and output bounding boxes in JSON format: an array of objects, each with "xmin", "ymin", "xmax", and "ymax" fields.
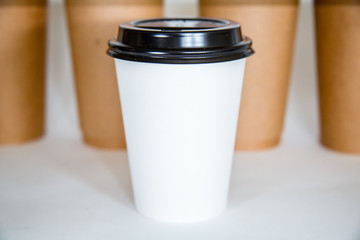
[{"xmin": 107, "ymin": 48, "xmax": 254, "ymax": 64}]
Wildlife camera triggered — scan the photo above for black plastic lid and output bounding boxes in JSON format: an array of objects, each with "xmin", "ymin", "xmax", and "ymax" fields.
[{"xmin": 107, "ymin": 18, "xmax": 254, "ymax": 64}]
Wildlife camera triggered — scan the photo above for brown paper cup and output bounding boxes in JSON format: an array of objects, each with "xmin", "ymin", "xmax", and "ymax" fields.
[
  {"xmin": 315, "ymin": 0, "xmax": 360, "ymax": 154},
  {"xmin": 200, "ymin": 0, "xmax": 298, "ymax": 150},
  {"xmin": 66, "ymin": 0, "xmax": 162, "ymax": 149},
  {"xmin": 0, "ymin": 0, "xmax": 47, "ymax": 145}
]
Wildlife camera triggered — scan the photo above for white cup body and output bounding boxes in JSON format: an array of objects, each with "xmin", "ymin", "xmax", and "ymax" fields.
[{"xmin": 115, "ymin": 58, "xmax": 246, "ymax": 222}]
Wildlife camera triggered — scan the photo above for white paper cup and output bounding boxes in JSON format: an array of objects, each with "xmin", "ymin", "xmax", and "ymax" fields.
[{"xmin": 108, "ymin": 18, "xmax": 254, "ymax": 222}]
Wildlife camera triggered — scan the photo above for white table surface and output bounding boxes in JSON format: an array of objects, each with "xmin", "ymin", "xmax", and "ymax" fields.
[
  {"xmin": 1, "ymin": 1, "xmax": 359, "ymax": 240},
  {"xmin": 1, "ymin": 138, "xmax": 360, "ymax": 240}
]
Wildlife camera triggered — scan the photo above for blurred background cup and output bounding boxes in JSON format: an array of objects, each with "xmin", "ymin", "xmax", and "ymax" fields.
[
  {"xmin": 108, "ymin": 18, "xmax": 254, "ymax": 222},
  {"xmin": 200, "ymin": 0, "xmax": 299, "ymax": 151},
  {"xmin": 65, "ymin": 0, "xmax": 162, "ymax": 149},
  {"xmin": 314, "ymin": 0, "xmax": 360, "ymax": 154},
  {"xmin": 0, "ymin": 0, "xmax": 47, "ymax": 145}
]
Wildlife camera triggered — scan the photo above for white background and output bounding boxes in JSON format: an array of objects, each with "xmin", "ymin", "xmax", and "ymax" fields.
[
  {"xmin": 1, "ymin": 0, "xmax": 360, "ymax": 240},
  {"xmin": 45, "ymin": 0, "xmax": 315, "ymax": 139},
  {"xmin": 44, "ymin": 0, "xmax": 316, "ymax": 139}
]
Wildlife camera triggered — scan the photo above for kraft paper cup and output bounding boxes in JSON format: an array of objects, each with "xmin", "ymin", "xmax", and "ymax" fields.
[
  {"xmin": 0, "ymin": 0, "xmax": 47, "ymax": 145},
  {"xmin": 200, "ymin": 0, "xmax": 299, "ymax": 150},
  {"xmin": 315, "ymin": 0, "xmax": 360, "ymax": 154},
  {"xmin": 108, "ymin": 18, "xmax": 254, "ymax": 222},
  {"xmin": 65, "ymin": 0, "xmax": 162, "ymax": 149}
]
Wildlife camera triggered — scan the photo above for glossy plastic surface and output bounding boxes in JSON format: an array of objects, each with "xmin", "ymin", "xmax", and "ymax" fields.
[{"xmin": 107, "ymin": 18, "xmax": 254, "ymax": 64}]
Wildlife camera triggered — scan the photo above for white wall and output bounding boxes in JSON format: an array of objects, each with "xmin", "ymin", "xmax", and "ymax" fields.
[{"xmin": 46, "ymin": 0, "xmax": 318, "ymax": 142}]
